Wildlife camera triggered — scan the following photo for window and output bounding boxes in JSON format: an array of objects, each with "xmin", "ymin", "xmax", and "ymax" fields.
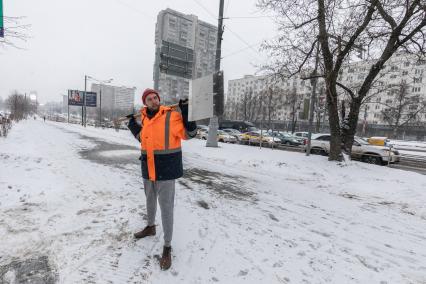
[
  {"xmin": 317, "ymin": 135, "xmax": 331, "ymax": 141},
  {"xmin": 404, "ymin": 62, "xmax": 410, "ymax": 67},
  {"xmin": 402, "ymin": 71, "xmax": 408, "ymax": 76}
]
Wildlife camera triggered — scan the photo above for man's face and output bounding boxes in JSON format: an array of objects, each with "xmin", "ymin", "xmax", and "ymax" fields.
[{"xmin": 145, "ymin": 93, "xmax": 160, "ymax": 111}]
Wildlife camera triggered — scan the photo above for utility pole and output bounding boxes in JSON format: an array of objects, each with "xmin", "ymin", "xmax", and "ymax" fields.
[
  {"xmin": 99, "ymin": 85, "xmax": 102, "ymax": 126},
  {"xmin": 206, "ymin": 0, "xmax": 225, "ymax": 147},
  {"xmin": 83, "ymin": 75, "xmax": 87, "ymax": 127}
]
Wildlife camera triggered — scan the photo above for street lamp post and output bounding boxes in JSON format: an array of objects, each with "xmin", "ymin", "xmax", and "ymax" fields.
[{"xmin": 85, "ymin": 75, "xmax": 113, "ymax": 127}]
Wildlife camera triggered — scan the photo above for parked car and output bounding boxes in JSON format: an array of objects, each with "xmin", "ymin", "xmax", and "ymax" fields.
[
  {"xmin": 217, "ymin": 130, "xmax": 237, "ymax": 143},
  {"xmin": 293, "ymin": 131, "xmax": 309, "ymax": 144},
  {"xmin": 367, "ymin": 136, "xmax": 390, "ymax": 146},
  {"xmin": 240, "ymin": 131, "xmax": 262, "ymax": 145},
  {"xmin": 199, "ymin": 129, "xmax": 237, "ymax": 143},
  {"xmin": 308, "ymin": 134, "xmax": 400, "ymax": 165},
  {"xmin": 222, "ymin": 128, "xmax": 243, "ymax": 141},
  {"xmin": 241, "ymin": 131, "xmax": 280, "ymax": 146},
  {"xmin": 198, "ymin": 128, "xmax": 209, "ymax": 140},
  {"xmin": 197, "ymin": 124, "xmax": 209, "ymax": 131},
  {"xmin": 268, "ymin": 131, "xmax": 302, "ymax": 146}
]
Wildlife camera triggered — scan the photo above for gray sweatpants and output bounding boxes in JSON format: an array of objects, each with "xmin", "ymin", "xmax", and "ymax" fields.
[{"xmin": 143, "ymin": 179, "xmax": 175, "ymax": 247}]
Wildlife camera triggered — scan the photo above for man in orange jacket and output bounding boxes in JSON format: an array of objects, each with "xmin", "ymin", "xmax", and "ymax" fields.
[{"xmin": 127, "ymin": 88, "xmax": 197, "ymax": 270}]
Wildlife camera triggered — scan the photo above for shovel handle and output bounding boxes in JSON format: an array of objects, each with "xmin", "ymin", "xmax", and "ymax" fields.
[{"xmin": 114, "ymin": 102, "xmax": 186, "ymax": 124}]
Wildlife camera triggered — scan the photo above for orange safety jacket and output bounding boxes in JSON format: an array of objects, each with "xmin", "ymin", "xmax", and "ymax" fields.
[{"xmin": 138, "ymin": 105, "xmax": 195, "ymax": 181}]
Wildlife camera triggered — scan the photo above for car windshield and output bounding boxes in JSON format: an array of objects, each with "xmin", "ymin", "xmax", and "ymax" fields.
[{"xmin": 354, "ymin": 137, "xmax": 369, "ymax": 145}]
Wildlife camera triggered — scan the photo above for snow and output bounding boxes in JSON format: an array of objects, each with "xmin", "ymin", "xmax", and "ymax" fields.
[
  {"xmin": 390, "ymin": 139, "xmax": 426, "ymax": 151},
  {"xmin": 1, "ymin": 119, "xmax": 426, "ymax": 283}
]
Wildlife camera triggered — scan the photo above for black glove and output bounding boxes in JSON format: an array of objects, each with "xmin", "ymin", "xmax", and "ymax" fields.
[
  {"xmin": 127, "ymin": 114, "xmax": 141, "ymax": 140},
  {"xmin": 179, "ymin": 99, "xmax": 189, "ymax": 118},
  {"xmin": 179, "ymin": 99, "xmax": 196, "ymax": 134}
]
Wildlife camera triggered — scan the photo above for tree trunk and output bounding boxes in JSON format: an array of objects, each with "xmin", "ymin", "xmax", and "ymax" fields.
[
  {"xmin": 326, "ymin": 81, "xmax": 342, "ymax": 161},
  {"xmin": 342, "ymin": 97, "xmax": 362, "ymax": 154}
]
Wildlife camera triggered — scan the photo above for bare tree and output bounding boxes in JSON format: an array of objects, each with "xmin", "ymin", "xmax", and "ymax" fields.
[
  {"xmin": 0, "ymin": 16, "xmax": 30, "ymax": 49},
  {"xmin": 380, "ymin": 81, "xmax": 426, "ymax": 137},
  {"xmin": 283, "ymin": 87, "xmax": 302, "ymax": 133},
  {"xmin": 258, "ymin": 0, "xmax": 426, "ymax": 161},
  {"xmin": 5, "ymin": 91, "xmax": 35, "ymax": 120}
]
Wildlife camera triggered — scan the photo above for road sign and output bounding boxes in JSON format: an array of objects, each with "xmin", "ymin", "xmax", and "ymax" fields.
[
  {"xmin": 0, "ymin": 0, "xmax": 4, "ymax": 38},
  {"xmin": 188, "ymin": 74, "xmax": 214, "ymax": 121}
]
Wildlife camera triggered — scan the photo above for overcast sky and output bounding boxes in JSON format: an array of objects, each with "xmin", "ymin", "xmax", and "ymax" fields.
[{"xmin": 0, "ymin": 0, "xmax": 276, "ymax": 104}]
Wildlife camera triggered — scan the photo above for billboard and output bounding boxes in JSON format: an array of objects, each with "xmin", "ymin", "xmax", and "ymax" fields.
[
  {"xmin": 0, "ymin": 0, "xmax": 4, "ymax": 38},
  {"xmin": 68, "ymin": 90, "xmax": 84, "ymax": 106},
  {"xmin": 68, "ymin": 90, "xmax": 97, "ymax": 107},
  {"xmin": 85, "ymin": 92, "xmax": 97, "ymax": 107}
]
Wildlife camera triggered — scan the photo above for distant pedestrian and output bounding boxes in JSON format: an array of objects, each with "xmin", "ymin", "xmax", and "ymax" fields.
[
  {"xmin": 43, "ymin": 116, "xmax": 46, "ymax": 122},
  {"xmin": 127, "ymin": 88, "xmax": 197, "ymax": 270}
]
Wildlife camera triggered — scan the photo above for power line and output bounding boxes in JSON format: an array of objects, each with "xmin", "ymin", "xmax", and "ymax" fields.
[
  {"xmin": 111, "ymin": 0, "xmax": 155, "ymax": 19},
  {"xmin": 192, "ymin": 0, "xmax": 261, "ymax": 57},
  {"xmin": 224, "ymin": 15, "xmax": 275, "ymax": 19},
  {"xmin": 221, "ymin": 34, "xmax": 280, "ymax": 60}
]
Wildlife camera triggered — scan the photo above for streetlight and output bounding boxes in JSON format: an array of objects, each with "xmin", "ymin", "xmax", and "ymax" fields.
[{"xmin": 85, "ymin": 75, "xmax": 113, "ymax": 126}]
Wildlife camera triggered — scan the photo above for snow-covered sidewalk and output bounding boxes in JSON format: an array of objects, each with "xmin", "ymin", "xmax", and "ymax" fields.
[{"xmin": 1, "ymin": 119, "xmax": 426, "ymax": 283}]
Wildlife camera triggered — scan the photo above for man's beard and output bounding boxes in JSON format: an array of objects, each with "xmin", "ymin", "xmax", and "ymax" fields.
[
  {"xmin": 148, "ymin": 104, "xmax": 159, "ymax": 112},
  {"xmin": 147, "ymin": 105, "xmax": 160, "ymax": 118}
]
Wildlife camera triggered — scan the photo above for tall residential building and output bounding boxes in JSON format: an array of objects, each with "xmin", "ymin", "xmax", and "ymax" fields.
[
  {"xmin": 153, "ymin": 8, "xmax": 217, "ymax": 104},
  {"xmin": 88, "ymin": 84, "xmax": 136, "ymax": 120},
  {"xmin": 225, "ymin": 53, "xmax": 426, "ymax": 126}
]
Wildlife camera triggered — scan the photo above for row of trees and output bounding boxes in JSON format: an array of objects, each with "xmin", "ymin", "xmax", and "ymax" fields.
[
  {"xmin": 2, "ymin": 91, "xmax": 38, "ymax": 120},
  {"xmin": 258, "ymin": 0, "xmax": 426, "ymax": 161},
  {"xmin": 226, "ymin": 83, "xmax": 328, "ymax": 132}
]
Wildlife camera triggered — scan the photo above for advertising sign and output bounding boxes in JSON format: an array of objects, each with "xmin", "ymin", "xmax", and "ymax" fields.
[
  {"xmin": 68, "ymin": 90, "xmax": 97, "ymax": 107},
  {"xmin": 85, "ymin": 92, "xmax": 97, "ymax": 107},
  {"xmin": 68, "ymin": 90, "xmax": 84, "ymax": 106}
]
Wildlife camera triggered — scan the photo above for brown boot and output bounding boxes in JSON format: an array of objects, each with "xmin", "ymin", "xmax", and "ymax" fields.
[
  {"xmin": 159, "ymin": 246, "xmax": 172, "ymax": 270},
  {"xmin": 134, "ymin": 225, "xmax": 156, "ymax": 239}
]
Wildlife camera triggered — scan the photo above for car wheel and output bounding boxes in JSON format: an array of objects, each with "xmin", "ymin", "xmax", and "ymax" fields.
[
  {"xmin": 361, "ymin": 155, "xmax": 382, "ymax": 165},
  {"xmin": 219, "ymin": 139, "xmax": 224, "ymax": 142},
  {"xmin": 285, "ymin": 141, "xmax": 291, "ymax": 146},
  {"xmin": 310, "ymin": 148, "xmax": 325, "ymax": 155},
  {"xmin": 202, "ymin": 137, "xmax": 206, "ymax": 140}
]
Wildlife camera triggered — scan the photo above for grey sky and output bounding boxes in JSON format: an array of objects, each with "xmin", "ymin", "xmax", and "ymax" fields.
[{"xmin": 0, "ymin": 0, "xmax": 276, "ymax": 104}]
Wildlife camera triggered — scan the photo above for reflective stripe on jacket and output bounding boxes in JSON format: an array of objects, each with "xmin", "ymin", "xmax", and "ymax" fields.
[{"xmin": 140, "ymin": 105, "xmax": 190, "ymax": 181}]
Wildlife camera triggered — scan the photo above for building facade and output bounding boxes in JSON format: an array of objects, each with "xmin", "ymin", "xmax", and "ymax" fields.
[
  {"xmin": 153, "ymin": 8, "xmax": 217, "ymax": 104},
  {"xmin": 225, "ymin": 53, "xmax": 426, "ymax": 129},
  {"xmin": 88, "ymin": 84, "xmax": 136, "ymax": 121}
]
